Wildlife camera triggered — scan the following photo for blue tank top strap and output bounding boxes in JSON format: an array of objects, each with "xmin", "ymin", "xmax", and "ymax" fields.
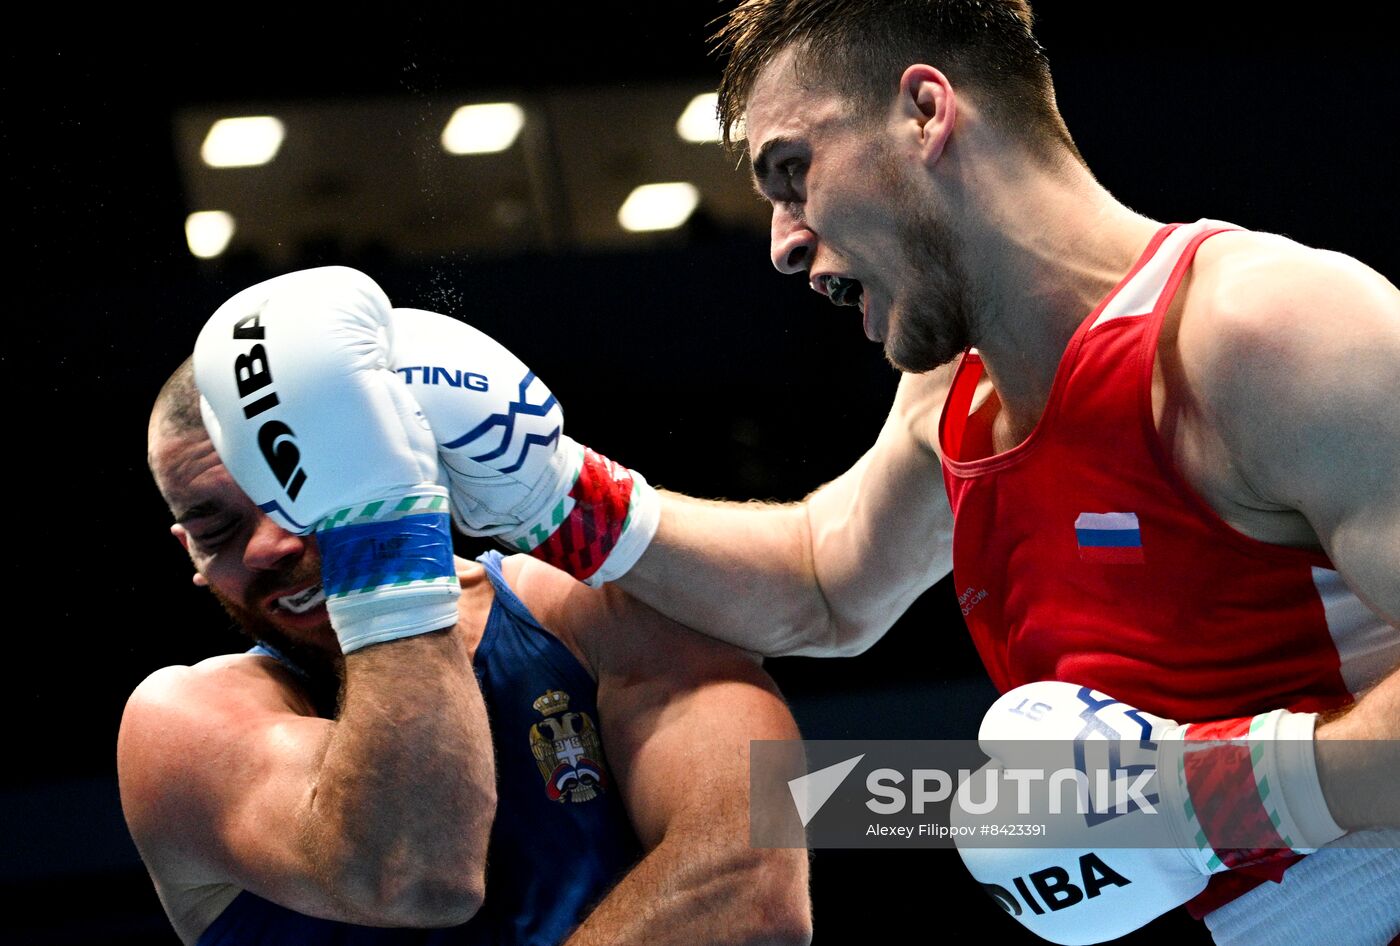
[
  {"xmin": 474, "ymin": 550, "xmax": 549, "ymax": 632},
  {"xmin": 247, "ymin": 641, "xmax": 309, "ymax": 681},
  {"xmin": 245, "ymin": 641, "xmax": 340, "ymax": 718}
]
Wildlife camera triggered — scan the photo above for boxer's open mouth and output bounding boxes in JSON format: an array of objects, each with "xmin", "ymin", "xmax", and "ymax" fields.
[
  {"xmin": 828, "ymin": 276, "xmax": 864, "ymax": 309},
  {"xmin": 277, "ymin": 584, "xmax": 326, "ymax": 614}
]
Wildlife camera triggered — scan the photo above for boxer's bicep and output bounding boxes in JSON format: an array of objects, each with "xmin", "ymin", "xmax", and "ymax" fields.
[
  {"xmin": 1313, "ymin": 440, "xmax": 1400, "ymax": 629},
  {"xmin": 589, "ymin": 589, "xmax": 798, "ymax": 844},
  {"xmin": 608, "ymin": 669, "xmax": 796, "ymax": 849},
  {"xmin": 562, "ymin": 596, "xmax": 817, "ymax": 940},
  {"xmin": 617, "ymin": 371, "xmax": 951, "ymax": 659},
  {"xmin": 577, "ymin": 597, "xmax": 810, "ymax": 944}
]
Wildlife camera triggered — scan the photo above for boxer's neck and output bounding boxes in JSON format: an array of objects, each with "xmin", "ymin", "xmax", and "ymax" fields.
[{"xmin": 957, "ymin": 159, "xmax": 1159, "ymax": 437}]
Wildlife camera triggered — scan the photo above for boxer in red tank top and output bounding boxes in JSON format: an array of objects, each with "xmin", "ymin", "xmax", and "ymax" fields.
[
  {"xmin": 938, "ymin": 218, "xmax": 1399, "ymax": 922},
  {"xmin": 939, "ymin": 219, "xmax": 1387, "ymax": 722},
  {"xmin": 436, "ymin": 4, "xmax": 1400, "ymax": 943}
]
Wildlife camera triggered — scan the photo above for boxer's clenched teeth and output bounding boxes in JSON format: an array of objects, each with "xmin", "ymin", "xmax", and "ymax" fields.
[
  {"xmin": 829, "ymin": 276, "xmax": 863, "ymax": 309},
  {"xmin": 278, "ymin": 584, "xmax": 326, "ymax": 614}
]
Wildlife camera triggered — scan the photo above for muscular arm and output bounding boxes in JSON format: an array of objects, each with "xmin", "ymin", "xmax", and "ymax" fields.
[
  {"xmin": 619, "ymin": 369, "xmax": 955, "ymax": 657},
  {"xmin": 117, "ymin": 620, "xmax": 495, "ymax": 940},
  {"xmin": 1184, "ymin": 235, "xmax": 1400, "ymax": 828},
  {"xmin": 514, "ymin": 557, "xmax": 811, "ymax": 946}
]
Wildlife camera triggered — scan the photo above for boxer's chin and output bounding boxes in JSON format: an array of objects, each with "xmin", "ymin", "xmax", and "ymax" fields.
[
  {"xmin": 884, "ymin": 192, "xmax": 977, "ymax": 374},
  {"xmin": 209, "ymin": 586, "xmax": 341, "ymax": 684},
  {"xmin": 885, "ymin": 310, "xmax": 970, "ymax": 375}
]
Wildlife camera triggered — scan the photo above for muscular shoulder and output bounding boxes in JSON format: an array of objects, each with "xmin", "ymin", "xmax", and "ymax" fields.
[
  {"xmin": 124, "ymin": 653, "xmax": 314, "ymax": 727},
  {"xmin": 1186, "ymin": 230, "xmax": 1393, "ymax": 339},
  {"xmin": 117, "ymin": 655, "xmax": 315, "ymax": 848},
  {"xmin": 1178, "ymin": 229, "xmax": 1399, "ymax": 498}
]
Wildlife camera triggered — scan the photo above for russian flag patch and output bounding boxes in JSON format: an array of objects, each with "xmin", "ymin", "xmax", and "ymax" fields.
[{"xmin": 1075, "ymin": 512, "xmax": 1145, "ymax": 564}]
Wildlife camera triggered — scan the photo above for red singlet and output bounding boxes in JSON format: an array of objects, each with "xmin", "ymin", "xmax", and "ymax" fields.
[
  {"xmin": 937, "ymin": 219, "xmax": 1400, "ymax": 915},
  {"xmin": 939, "ymin": 219, "xmax": 1396, "ymax": 722}
]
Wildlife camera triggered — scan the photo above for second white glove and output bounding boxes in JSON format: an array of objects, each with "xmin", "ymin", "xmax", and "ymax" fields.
[
  {"xmin": 390, "ymin": 307, "xmax": 659, "ymax": 587},
  {"xmin": 952, "ymin": 681, "xmax": 1345, "ymax": 944}
]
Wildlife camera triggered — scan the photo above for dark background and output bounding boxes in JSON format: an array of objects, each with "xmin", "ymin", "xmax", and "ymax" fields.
[{"xmin": 7, "ymin": 3, "xmax": 1396, "ymax": 943}]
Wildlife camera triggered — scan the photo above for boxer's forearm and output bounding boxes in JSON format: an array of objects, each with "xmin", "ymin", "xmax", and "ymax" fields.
[
  {"xmin": 621, "ymin": 437, "xmax": 952, "ymax": 658},
  {"xmin": 1315, "ymin": 668, "xmax": 1400, "ymax": 830},
  {"xmin": 616, "ymin": 491, "xmax": 833, "ymax": 655},
  {"xmin": 306, "ymin": 627, "xmax": 495, "ymax": 925}
]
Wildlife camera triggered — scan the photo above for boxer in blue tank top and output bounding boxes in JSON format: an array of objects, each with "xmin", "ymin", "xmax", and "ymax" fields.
[
  {"xmin": 128, "ymin": 363, "xmax": 810, "ymax": 946},
  {"xmin": 197, "ymin": 552, "xmax": 641, "ymax": 946}
]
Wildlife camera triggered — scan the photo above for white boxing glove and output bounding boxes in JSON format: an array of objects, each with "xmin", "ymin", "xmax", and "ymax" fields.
[
  {"xmin": 193, "ymin": 267, "xmax": 459, "ymax": 653},
  {"xmin": 952, "ymin": 681, "xmax": 1345, "ymax": 945},
  {"xmin": 388, "ymin": 307, "xmax": 659, "ymax": 588}
]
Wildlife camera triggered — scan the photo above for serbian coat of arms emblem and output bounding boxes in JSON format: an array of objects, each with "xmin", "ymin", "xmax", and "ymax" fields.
[{"xmin": 529, "ymin": 688, "xmax": 608, "ymax": 803}]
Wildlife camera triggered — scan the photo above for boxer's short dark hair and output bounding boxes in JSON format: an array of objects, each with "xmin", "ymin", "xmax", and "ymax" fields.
[
  {"xmin": 152, "ymin": 355, "xmax": 205, "ymax": 440},
  {"xmin": 714, "ymin": 0, "xmax": 1080, "ymax": 163}
]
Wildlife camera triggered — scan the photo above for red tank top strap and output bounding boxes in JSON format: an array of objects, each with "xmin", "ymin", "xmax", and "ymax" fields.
[
  {"xmin": 939, "ymin": 350, "xmax": 985, "ymax": 462},
  {"xmin": 1136, "ymin": 224, "xmax": 1240, "ymax": 391},
  {"xmin": 938, "ymin": 222, "xmax": 1191, "ymax": 471},
  {"xmin": 1127, "ymin": 224, "xmax": 1335, "ymax": 569}
]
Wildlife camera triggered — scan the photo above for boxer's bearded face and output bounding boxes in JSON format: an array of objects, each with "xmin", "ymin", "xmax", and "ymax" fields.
[
  {"xmin": 746, "ymin": 52, "xmax": 977, "ymax": 375},
  {"xmin": 205, "ymin": 555, "xmax": 339, "ymax": 681},
  {"xmin": 875, "ymin": 144, "xmax": 976, "ymax": 373},
  {"xmin": 151, "ymin": 427, "xmax": 340, "ymax": 671}
]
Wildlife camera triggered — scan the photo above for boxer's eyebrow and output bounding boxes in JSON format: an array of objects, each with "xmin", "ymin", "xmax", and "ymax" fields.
[
  {"xmin": 751, "ymin": 136, "xmax": 797, "ymax": 196},
  {"xmin": 175, "ymin": 500, "xmax": 221, "ymax": 524}
]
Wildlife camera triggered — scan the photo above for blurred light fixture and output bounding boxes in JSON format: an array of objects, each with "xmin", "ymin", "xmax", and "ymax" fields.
[
  {"xmin": 441, "ymin": 103, "xmax": 526, "ymax": 155},
  {"xmin": 200, "ymin": 116, "xmax": 285, "ymax": 168},
  {"xmin": 617, "ymin": 183, "xmax": 700, "ymax": 233},
  {"xmin": 185, "ymin": 211, "xmax": 236, "ymax": 258},
  {"xmin": 676, "ymin": 93, "xmax": 721, "ymax": 143}
]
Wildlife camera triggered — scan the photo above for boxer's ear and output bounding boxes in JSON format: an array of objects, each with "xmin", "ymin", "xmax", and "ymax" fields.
[
  {"xmin": 170, "ymin": 524, "xmax": 209, "ymax": 586},
  {"xmin": 896, "ymin": 64, "xmax": 955, "ymax": 167}
]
